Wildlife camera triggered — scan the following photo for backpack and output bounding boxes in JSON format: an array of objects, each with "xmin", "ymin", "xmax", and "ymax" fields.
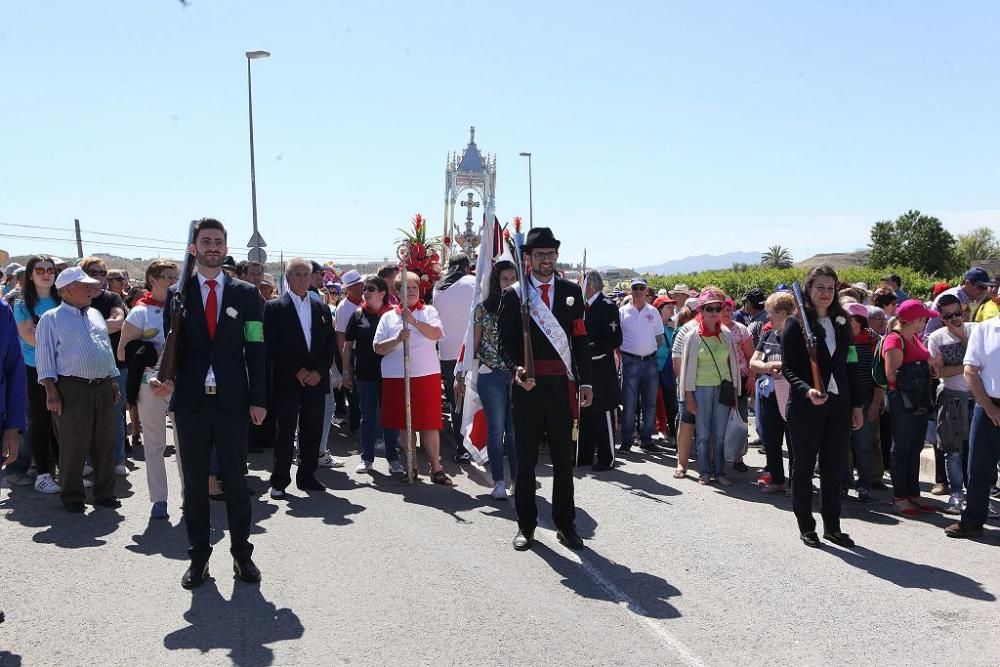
[{"xmin": 872, "ymin": 332, "xmax": 905, "ymax": 389}]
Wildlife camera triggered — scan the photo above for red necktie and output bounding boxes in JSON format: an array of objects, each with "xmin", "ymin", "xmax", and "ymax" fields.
[
  {"xmin": 540, "ymin": 283, "xmax": 551, "ymax": 308},
  {"xmin": 205, "ymin": 279, "xmax": 218, "ymax": 339}
]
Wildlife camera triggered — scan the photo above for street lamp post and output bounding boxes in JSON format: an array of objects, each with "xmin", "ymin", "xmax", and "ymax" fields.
[
  {"xmin": 519, "ymin": 152, "xmax": 533, "ymax": 229},
  {"xmin": 246, "ymin": 50, "xmax": 270, "ymax": 264}
]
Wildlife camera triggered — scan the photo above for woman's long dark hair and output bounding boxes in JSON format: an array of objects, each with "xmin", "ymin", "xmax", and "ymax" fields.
[
  {"xmin": 483, "ymin": 261, "xmax": 515, "ymax": 314},
  {"xmin": 23, "ymin": 255, "xmax": 61, "ymax": 322},
  {"xmin": 801, "ymin": 264, "xmax": 849, "ymax": 338}
]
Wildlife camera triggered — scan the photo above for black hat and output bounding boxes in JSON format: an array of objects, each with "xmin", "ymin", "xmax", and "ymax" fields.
[
  {"xmin": 221, "ymin": 256, "xmax": 238, "ymax": 270},
  {"xmin": 743, "ymin": 287, "xmax": 767, "ymax": 308},
  {"xmin": 310, "ymin": 261, "xmax": 324, "ymax": 273},
  {"xmin": 522, "ymin": 227, "xmax": 561, "ymax": 251}
]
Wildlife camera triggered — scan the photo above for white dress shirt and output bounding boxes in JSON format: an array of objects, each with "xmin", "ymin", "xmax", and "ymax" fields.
[
  {"xmin": 288, "ymin": 291, "xmax": 313, "ymax": 352},
  {"xmin": 530, "ymin": 273, "xmax": 555, "ymax": 311},
  {"xmin": 197, "ymin": 271, "xmax": 224, "ymax": 385}
]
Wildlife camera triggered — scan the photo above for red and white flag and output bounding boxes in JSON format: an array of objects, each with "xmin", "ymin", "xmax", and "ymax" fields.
[{"xmin": 456, "ymin": 200, "xmax": 502, "ymax": 464}]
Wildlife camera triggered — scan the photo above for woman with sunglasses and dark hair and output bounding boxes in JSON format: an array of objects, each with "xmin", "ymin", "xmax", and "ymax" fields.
[
  {"xmin": 343, "ymin": 275, "xmax": 403, "ymax": 477},
  {"xmin": 13, "ymin": 255, "xmax": 62, "ymax": 494},
  {"xmin": 781, "ymin": 265, "xmax": 862, "ymax": 548},
  {"xmin": 472, "ymin": 260, "xmax": 519, "ymax": 499}
]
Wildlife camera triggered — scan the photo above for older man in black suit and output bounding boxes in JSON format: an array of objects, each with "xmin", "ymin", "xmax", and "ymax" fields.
[
  {"xmin": 264, "ymin": 258, "xmax": 336, "ymax": 499},
  {"xmin": 151, "ymin": 218, "xmax": 267, "ymax": 590},
  {"xmin": 498, "ymin": 227, "xmax": 594, "ymax": 551},
  {"xmin": 577, "ymin": 270, "xmax": 622, "ymax": 471}
]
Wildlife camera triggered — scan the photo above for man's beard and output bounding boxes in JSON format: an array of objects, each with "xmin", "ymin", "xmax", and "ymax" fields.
[
  {"xmin": 533, "ymin": 264, "xmax": 554, "ymax": 278},
  {"xmin": 199, "ymin": 253, "xmax": 222, "ymax": 267}
]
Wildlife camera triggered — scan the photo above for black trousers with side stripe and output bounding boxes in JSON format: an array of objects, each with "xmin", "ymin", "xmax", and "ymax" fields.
[{"xmin": 577, "ymin": 406, "xmax": 615, "ymax": 467}]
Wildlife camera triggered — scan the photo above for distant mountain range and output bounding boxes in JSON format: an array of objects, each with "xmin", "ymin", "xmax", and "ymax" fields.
[{"xmin": 635, "ymin": 251, "xmax": 762, "ymax": 275}]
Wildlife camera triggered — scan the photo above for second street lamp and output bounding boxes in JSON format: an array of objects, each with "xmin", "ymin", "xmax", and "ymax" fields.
[
  {"xmin": 246, "ymin": 50, "xmax": 270, "ymax": 264},
  {"xmin": 519, "ymin": 151, "xmax": 533, "ymax": 230}
]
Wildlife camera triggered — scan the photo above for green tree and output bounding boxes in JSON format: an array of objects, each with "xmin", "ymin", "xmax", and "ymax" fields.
[
  {"xmin": 956, "ymin": 227, "xmax": 1000, "ymax": 267},
  {"xmin": 760, "ymin": 245, "xmax": 794, "ymax": 269},
  {"xmin": 867, "ymin": 209, "xmax": 959, "ymax": 277}
]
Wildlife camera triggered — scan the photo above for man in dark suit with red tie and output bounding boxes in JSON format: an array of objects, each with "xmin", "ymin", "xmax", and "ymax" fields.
[
  {"xmin": 264, "ymin": 258, "xmax": 336, "ymax": 498},
  {"xmin": 151, "ymin": 218, "xmax": 267, "ymax": 590},
  {"xmin": 498, "ymin": 227, "xmax": 594, "ymax": 551}
]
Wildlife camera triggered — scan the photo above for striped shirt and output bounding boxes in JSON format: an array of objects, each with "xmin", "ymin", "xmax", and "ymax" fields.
[{"xmin": 35, "ymin": 302, "xmax": 120, "ymax": 382}]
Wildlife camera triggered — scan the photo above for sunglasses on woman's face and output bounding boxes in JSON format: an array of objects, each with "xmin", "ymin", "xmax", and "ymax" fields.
[
  {"xmin": 86, "ymin": 269, "xmax": 108, "ymax": 278},
  {"xmin": 33, "ymin": 266, "xmax": 56, "ymax": 275},
  {"xmin": 702, "ymin": 305, "xmax": 723, "ymax": 313},
  {"xmin": 364, "ymin": 286, "xmax": 381, "ymax": 293}
]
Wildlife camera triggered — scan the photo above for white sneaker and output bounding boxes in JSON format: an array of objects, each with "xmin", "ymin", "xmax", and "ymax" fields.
[
  {"xmin": 389, "ymin": 460, "xmax": 405, "ymax": 476},
  {"xmin": 82, "ymin": 464, "xmax": 93, "ymax": 477},
  {"xmin": 356, "ymin": 460, "xmax": 373, "ymax": 474},
  {"xmin": 34, "ymin": 473, "xmax": 61, "ymax": 494},
  {"xmin": 944, "ymin": 494, "xmax": 963, "ymax": 515},
  {"xmin": 491, "ymin": 481, "xmax": 508, "ymax": 500},
  {"xmin": 317, "ymin": 452, "xmax": 345, "ymax": 468},
  {"xmin": 83, "ymin": 478, "xmax": 93, "ymax": 489},
  {"xmin": 114, "ymin": 464, "xmax": 129, "ymax": 477}
]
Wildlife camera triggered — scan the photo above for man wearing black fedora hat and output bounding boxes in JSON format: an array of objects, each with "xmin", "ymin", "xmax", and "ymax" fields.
[{"xmin": 498, "ymin": 227, "xmax": 593, "ymax": 551}]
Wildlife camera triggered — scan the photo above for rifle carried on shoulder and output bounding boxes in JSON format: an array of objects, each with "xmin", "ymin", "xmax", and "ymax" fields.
[
  {"xmin": 791, "ymin": 281, "xmax": 826, "ymax": 397},
  {"xmin": 156, "ymin": 221, "xmax": 198, "ymax": 383},
  {"xmin": 512, "ymin": 231, "xmax": 535, "ymax": 382}
]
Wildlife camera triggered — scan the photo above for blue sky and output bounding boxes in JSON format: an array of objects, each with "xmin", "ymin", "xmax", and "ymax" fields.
[{"xmin": 1, "ymin": 1, "xmax": 998, "ymax": 269}]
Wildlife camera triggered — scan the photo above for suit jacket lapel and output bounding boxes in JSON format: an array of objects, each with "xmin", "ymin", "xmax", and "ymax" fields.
[
  {"xmin": 285, "ymin": 293, "xmax": 309, "ymax": 353},
  {"xmin": 185, "ymin": 278, "xmax": 210, "ymax": 342},
  {"xmin": 214, "ymin": 274, "xmax": 235, "ymax": 342}
]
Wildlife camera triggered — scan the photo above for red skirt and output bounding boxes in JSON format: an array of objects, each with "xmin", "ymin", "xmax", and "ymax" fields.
[{"xmin": 381, "ymin": 374, "xmax": 444, "ymax": 431}]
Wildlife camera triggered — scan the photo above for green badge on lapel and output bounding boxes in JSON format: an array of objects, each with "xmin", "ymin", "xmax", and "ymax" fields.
[{"xmin": 244, "ymin": 321, "xmax": 264, "ymax": 343}]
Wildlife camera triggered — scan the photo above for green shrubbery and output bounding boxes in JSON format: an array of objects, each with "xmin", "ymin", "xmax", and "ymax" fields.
[{"xmin": 639, "ymin": 266, "xmax": 953, "ymax": 301}]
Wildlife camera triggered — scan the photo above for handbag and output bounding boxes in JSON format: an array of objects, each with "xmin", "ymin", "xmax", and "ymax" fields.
[{"xmin": 701, "ymin": 336, "xmax": 736, "ymax": 407}]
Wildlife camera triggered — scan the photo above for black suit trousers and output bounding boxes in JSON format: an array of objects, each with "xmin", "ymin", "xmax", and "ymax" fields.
[
  {"xmin": 578, "ymin": 406, "xmax": 614, "ymax": 467},
  {"xmin": 270, "ymin": 381, "xmax": 326, "ymax": 490},
  {"xmin": 785, "ymin": 392, "xmax": 850, "ymax": 534},
  {"xmin": 513, "ymin": 375, "xmax": 576, "ymax": 533},
  {"xmin": 175, "ymin": 400, "xmax": 252, "ymax": 563}
]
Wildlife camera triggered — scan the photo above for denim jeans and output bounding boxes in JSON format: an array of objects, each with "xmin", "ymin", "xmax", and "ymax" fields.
[
  {"xmin": 477, "ymin": 368, "xmax": 517, "ymax": 483},
  {"xmin": 961, "ymin": 405, "xmax": 1000, "ymax": 528},
  {"xmin": 694, "ymin": 385, "xmax": 731, "ymax": 479},
  {"xmin": 319, "ymin": 391, "xmax": 334, "ymax": 454},
  {"xmin": 844, "ymin": 419, "xmax": 874, "ymax": 492},
  {"xmin": 888, "ymin": 391, "xmax": 929, "ymax": 498},
  {"xmin": 621, "ymin": 355, "xmax": 659, "ymax": 446},
  {"xmin": 114, "ymin": 369, "xmax": 128, "ymax": 465},
  {"xmin": 357, "ymin": 380, "xmax": 399, "ymax": 463}
]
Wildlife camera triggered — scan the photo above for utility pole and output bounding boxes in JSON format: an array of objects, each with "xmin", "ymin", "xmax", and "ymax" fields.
[{"xmin": 74, "ymin": 219, "xmax": 84, "ymax": 257}]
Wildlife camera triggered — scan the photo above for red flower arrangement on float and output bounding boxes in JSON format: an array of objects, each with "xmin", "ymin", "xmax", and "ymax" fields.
[{"xmin": 396, "ymin": 213, "xmax": 443, "ymax": 299}]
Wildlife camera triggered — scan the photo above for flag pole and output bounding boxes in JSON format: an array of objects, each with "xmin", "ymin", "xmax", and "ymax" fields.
[{"xmin": 397, "ymin": 242, "xmax": 416, "ymax": 483}]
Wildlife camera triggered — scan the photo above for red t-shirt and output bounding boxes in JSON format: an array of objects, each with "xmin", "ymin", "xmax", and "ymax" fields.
[{"xmin": 883, "ymin": 332, "xmax": 929, "ymax": 389}]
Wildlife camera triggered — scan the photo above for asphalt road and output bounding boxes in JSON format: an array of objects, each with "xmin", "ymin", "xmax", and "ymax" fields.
[{"xmin": 2, "ymin": 426, "xmax": 999, "ymax": 667}]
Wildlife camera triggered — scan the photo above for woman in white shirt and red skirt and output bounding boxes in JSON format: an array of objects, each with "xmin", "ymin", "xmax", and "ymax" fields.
[{"xmin": 374, "ymin": 271, "xmax": 454, "ymax": 486}]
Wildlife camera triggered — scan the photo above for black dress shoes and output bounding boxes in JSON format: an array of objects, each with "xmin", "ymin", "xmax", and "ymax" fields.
[
  {"xmin": 63, "ymin": 501, "xmax": 86, "ymax": 514},
  {"xmin": 182, "ymin": 562, "xmax": 210, "ymax": 590},
  {"xmin": 591, "ymin": 462, "xmax": 613, "ymax": 472},
  {"xmin": 556, "ymin": 527, "xmax": 585, "ymax": 550},
  {"xmin": 640, "ymin": 443, "xmax": 665, "ymax": 453},
  {"xmin": 233, "ymin": 557, "xmax": 262, "ymax": 583},
  {"xmin": 800, "ymin": 531, "xmax": 821, "ymax": 548},
  {"xmin": 95, "ymin": 497, "xmax": 122, "ymax": 509},
  {"xmin": 296, "ymin": 477, "xmax": 326, "ymax": 492},
  {"xmin": 823, "ymin": 531, "xmax": 856, "ymax": 548},
  {"xmin": 512, "ymin": 530, "xmax": 534, "ymax": 551}
]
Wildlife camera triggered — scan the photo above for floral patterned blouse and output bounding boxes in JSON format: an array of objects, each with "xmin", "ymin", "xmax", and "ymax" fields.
[{"xmin": 473, "ymin": 303, "xmax": 507, "ymax": 371}]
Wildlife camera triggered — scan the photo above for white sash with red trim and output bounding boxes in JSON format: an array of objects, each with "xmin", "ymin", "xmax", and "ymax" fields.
[{"xmin": 511, "ymin": 281, "xmax": 574, "ymax": 381}]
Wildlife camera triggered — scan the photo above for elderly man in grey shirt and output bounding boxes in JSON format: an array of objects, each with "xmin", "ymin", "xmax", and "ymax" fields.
[{"xmin": 35, "ymin": 266, "xmax": 120, "ymax": 513}]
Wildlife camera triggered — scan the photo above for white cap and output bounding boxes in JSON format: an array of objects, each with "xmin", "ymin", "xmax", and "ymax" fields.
[
  {"xmin": 341, "ymin": 270, "xmax": 363, "ymax": 287},
  {"xmin": 54, "ymin": 266, "xmax": 100, "ymax": 290}
]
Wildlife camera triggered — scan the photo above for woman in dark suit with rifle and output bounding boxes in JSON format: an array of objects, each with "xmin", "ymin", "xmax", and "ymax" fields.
[{"xmin": 782, "ymin": 265, "xmax": 864, "ymax": 548}]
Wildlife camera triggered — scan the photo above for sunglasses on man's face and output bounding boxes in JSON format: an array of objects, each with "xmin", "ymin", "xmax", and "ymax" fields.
[
  {"xmin": 941, "ymin": 310, "xmax": 964, "ymax": 321},
  {"xmin": 702, "ymin": 305, "xmax": 723, "ymax": 313},
  {"xmin": 33, "ymin": 266, "xmax": 56, "ymax": 275}
]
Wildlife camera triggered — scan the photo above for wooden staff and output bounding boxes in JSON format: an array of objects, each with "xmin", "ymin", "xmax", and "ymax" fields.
[{"xmin": 397, "ymin": 244, "xmax": 416, "ymax": 483}]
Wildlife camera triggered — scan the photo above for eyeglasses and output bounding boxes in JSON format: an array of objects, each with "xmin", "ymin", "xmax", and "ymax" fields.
[
  {"xmin": 364, "ymin": 286, "xmax": 381, "ymax": 293},
  {"xmin": 701, "ymin": 305, "xmax": 723, "ymax": 313},
  {"xmin": 941, "ymin": 311, "xmax": 964, "ymax": 320},
  {"xmin": 86, "ymin": 270, "xmax": 108, "ymax": 278},
  {"xmin": 156, "ymin": 274, "xmax": 180, "ymax": 283},
  {"xmin": 531, "ymin": 251, "xmax": 558, "ymax": 261},
  {"xmin": 33, "ymin": 266, "xmax": 56, "ymax": 275}
]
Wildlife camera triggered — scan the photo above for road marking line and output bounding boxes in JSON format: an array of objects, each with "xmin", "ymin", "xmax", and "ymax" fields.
[{"xmin": 564, "ymin": 548, "xmax": 706, "ymax": 667}]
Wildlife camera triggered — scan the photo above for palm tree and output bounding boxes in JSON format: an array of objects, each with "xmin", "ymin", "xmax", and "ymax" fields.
[{"xmin": 761, "ymin": 245, "xmax": 794, "ymax": 269}]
